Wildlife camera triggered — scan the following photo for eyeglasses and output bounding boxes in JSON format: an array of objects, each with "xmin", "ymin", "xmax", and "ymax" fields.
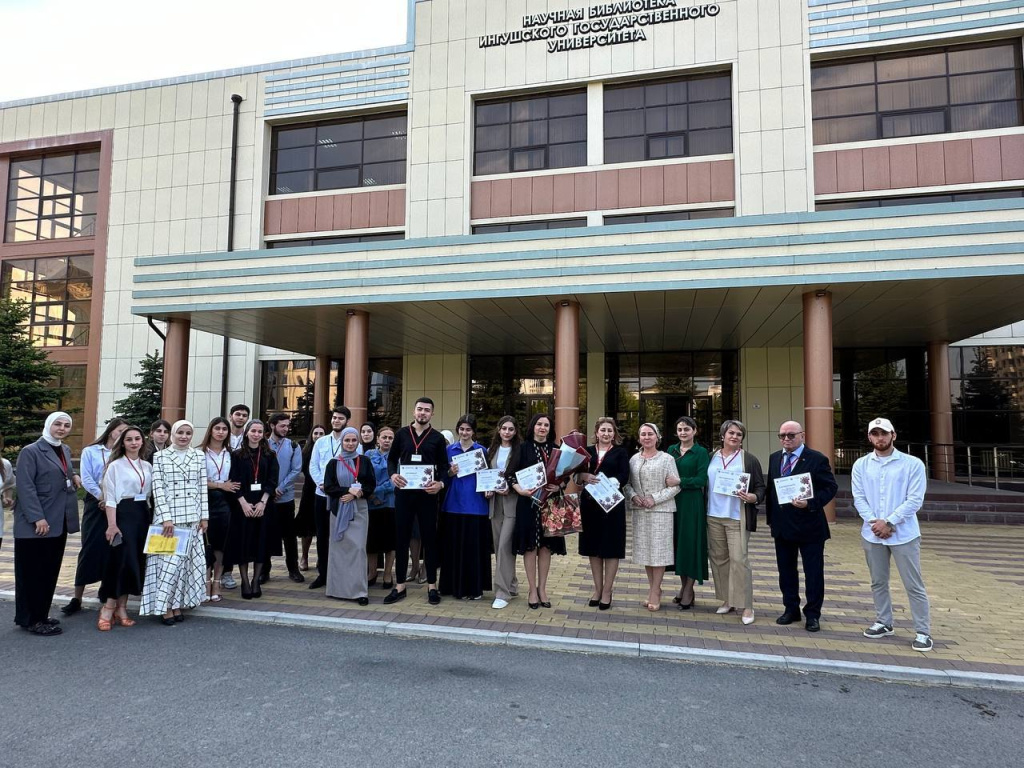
[{"xmin": 777, "ymin": 432, "xmax": 803, "ymax": 440}]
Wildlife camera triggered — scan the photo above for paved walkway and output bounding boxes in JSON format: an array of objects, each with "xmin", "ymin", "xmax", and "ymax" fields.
[{"xmin": 2, "ymin": 517, "xmax": 1023, "ymax": 682}]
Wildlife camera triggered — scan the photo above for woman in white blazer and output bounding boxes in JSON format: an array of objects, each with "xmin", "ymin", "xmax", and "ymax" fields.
[{"xmin": 140, "ymin": 420, "xmax": 209, "ymax": 624}]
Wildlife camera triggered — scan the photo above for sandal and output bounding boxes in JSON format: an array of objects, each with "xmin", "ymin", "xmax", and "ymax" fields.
[
  {"xmin": 97, "ymin": 607, "xmax": 114, "ymax": 632},
  {"xmin": 646, "ymin": 602, "xmax": 661, "ymax": 612},
  {"xmin": 114, "ymin": 612, "xmax": 136, "ymax": 627}
]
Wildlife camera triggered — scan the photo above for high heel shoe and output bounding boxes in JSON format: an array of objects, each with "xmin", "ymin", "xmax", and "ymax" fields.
[
  {"xmin": 588, "ymin": 598, "xmax": 600, "ymax": 607},
  {"xmin": 252, "ymin": 583, "xmax": 263, "ymax": 599},
  {"xmin": 528, "ymin": 590, "xmax": 540, "ymax": 610},
  {"xmin": 598, "ymin": 594, "xmax": 612, "ymax": 611},
  {"xmin": 241, "ymin": 584, "xmax": 253, "ymax": 600},
  {"xmin": 677, "ymin": 598, "xmax": 695, "ymax": 611},
  {"xmin": 114, "ymin": 613, "xmax": 136, "ymax": 627},
  {"xmin": 97, "ymin": 608, "xmax": 113, "ymax": 632}
]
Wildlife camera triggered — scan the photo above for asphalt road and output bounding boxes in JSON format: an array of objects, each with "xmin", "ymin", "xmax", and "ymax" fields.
[{"xmin": 1, "ymin": 601, "xmax": 1021, "ymax": 768}]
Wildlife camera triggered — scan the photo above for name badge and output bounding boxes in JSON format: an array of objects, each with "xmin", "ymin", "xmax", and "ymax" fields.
[
  {"xmin": 250, "ymin": 483, "xmax": 263, "ymax": 492},
  {"xmin": 134, "ymin": 493, "xmax": 148, "ymax": 502},
  {"xmin": 66, "ymin": 478, "xmax": 73, "ymax": 490},
  {"xmin": 411, "ymin": 454, "xmax": 422, "ymax": 463},
  {"xmin": 350, "ymin": 482, "xmax": 362, "ymax": 492}
]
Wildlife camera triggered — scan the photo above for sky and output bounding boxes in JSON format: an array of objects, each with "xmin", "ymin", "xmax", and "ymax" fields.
[{"xmin": 0, "ymin": 0, "xmax": 408, "ymax": 103}]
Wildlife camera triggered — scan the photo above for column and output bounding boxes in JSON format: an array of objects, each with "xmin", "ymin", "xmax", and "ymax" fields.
[
  {"xmin": 554, "ymin": 300, "xmax": 580, "ymax": 438},
  {"xmin": 344, "ymin": 310, "xmax": 369, "ymax": 427},
  {"xmin": 312, "ymin": 354, "xmax": 332, "ymax": 428},
  {"xmin": 928, "ymin": 341, "xmax": 955, "ymax": 483},
  {"xmin": 585, "ymin": 352, "xmax": 606, "ymax": 431},
  {"xmin": 802, "ymin": 290, "xmax": 836, "ymax": 522},
  {"xmin": 161, "ymin": 317, "xmax": 191, "ymax": 423}
]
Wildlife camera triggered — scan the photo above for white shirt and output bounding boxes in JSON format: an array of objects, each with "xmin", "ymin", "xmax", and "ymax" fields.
[
  {"xmin": 102, "ymin": 456, "xmax": 153, "ymax": 508},
  {"xmin": 1, "ymin": 457, "xmax": 14, "ymax": 537},
  {"xmin": 309, "ymin": 432, "xmax": 345, "ymax": 497},
  {"xmin": 707, "ymin": 450, "xmax": 743, "ymax": 520},
  {"xmin": 851, "ymin": 448, "xmax": 926, "ymax": 546},
  {"xmin": 495, "ymin": 446, "xmax": 511, "ymax": 470},
  {"xmin": 229, "ymin": 432, "xmax": 244, "ymax": 450},
  {"xmin": 205, "ymin": 447, "xmax": 232, "ymax": 483}
]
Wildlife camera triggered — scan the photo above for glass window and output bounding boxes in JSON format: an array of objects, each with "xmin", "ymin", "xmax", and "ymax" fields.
[
  {"xmin": 816, "ymin": 189, "xmax": 1023, "ymax": 211},
  {"xmin": 269, "ymin": 112, "xmax": 407, "ymax": 194},
  {"xmin": 265, "ymin": 232, "xmax": 404, "ymax": 248},
  {"xmin": 472, "ymin": 218, "xmax": 587, "ymax": 234},
  {"xmin": 604, "ymin": 208, "xmax": 733, "ymax": 225},
  {"xmin": 5, "ymin": 149, "xmax": 100, "ymax": 243},
  {"xmin": 812, "ymin": 41, "xmax": 1024, "ymax": 145},
  {"xmin": 603, "ymin": 73, "xmax": 732, "ymax": 164},
  {"xmin": 0, "ymin": 256, "xmax": 93, "ymax": 347},
  {"xmin": 473, "ymin": 90, "xmax": 587, "ymax": 176}
]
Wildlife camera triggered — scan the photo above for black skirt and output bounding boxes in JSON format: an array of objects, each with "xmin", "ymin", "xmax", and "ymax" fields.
[
  {"xmin": 224, "ymin": 497, "xmax": 273, "ymax": 567},
  {"xmin": 98, "ymin": 499, "xmax": 149, "ymax": 601},
  {"xmin": 577, "ymin": 495, "xmax": 626, "ymax": 559},
  {"xmin": 294, "ymin": 476, "xmax": 317, "ymax": 538},
  {"xmin": 438, "ymin": 514, "xmax": 493, "ymax": 599},
  {"xmin": 15, "ymin": 531, "xmax": 68, "ymax": 627},
  {"xmin": 512, "ymin": 496, "xmax": 567, "ymax": 556},
  {"xmin": 74, "ymin": 494, "xmax": 109, "ymax": 586},
  {"xmin": 205, "ymin": 489, "xmax": 232, "ymax": 565},
  {"xmin": 366, "ymin": 504, "xmax": 396, "ymax": 553}
]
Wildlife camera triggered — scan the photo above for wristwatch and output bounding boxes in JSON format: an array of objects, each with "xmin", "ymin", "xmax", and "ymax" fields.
[{"xmin": 884, "ymin": 520, "xmax": 895, "ymax": 530}]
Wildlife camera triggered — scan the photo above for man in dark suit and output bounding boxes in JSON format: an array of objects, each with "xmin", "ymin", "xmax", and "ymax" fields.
[{"xmin": 765, "ymin": 420, "xmax": 838, "ymax": 632}]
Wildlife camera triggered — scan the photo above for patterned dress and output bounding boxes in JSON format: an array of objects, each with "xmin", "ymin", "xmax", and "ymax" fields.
[{"xmin": 141, "ymin": 447, "xmax": 209, "ymax": 615}]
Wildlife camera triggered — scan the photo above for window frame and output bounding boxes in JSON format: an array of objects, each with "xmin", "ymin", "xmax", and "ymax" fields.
[
  {"xmin": 4, "ymin": 149, "xmax": 100, "ymax": 243},
  {"xmin": 471, "ymin": 218, "xmax": 588, "ymax": 234},
  {"xmin": 0, "ymin": 254, "xmax": 93, "ymax": 347}
]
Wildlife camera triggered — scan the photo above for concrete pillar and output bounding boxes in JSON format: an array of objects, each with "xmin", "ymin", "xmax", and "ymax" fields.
[
  {"xmin": 802, "ymin": 290, "xmax": 836, "ymax": 522},
  {"xmin": 554, "ymin": 300, "xmax": 580, "ymax": 439},
  {"xmin": 161, "ymin": 318, "xmax": 191, "ymax": 423},
  {"xmin": 928, "ymin": 341, "xmax": 955, "ymax": 483},
  {"xmin": 585, "ymin": 352, "xmax": 606, "ymax": 434},
  {"xmin": 344, "ymin": 310, "xmax": 370, "ymax": 427},
  {"xmin": 313, "ymin": 354, "xmax": 331, "ymax": 428}
]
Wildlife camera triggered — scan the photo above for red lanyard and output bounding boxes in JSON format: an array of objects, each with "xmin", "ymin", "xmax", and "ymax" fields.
[
  {"xmin": 409, "ymin": 425, "xmax": 432, "ymax": 455},
  {"xmin": 127, "ymin": 457, "xmax": 146, "ymax": 490},
  {"xmin": 250, "ymin": 448, "xmax": 261, "ymax": 482},
  {"xmin": 207, "ymin": 449, "xmax": 226, "ymax": 480},
  {"xmin": 57, "ymin": 449, "xmax": 69, "ymax": 477},
  {"xmin": 719, "ymin": 450, "xmax": 740, "ymax": 471},
  {"xmin": 340, "ymin": 456, "xmax": 360, "ymax": 479},
  {"xmin": 594, "ymin": 446, "xmax": 610, "ymax": 474}
]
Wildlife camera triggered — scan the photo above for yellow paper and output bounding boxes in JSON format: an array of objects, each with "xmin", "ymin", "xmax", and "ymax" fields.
[{"xmin": 145, "ymin": 533, "xmax": 177, "ymax": 554}]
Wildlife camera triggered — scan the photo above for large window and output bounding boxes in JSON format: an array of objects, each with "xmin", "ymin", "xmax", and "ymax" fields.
[
  {"xmin": 5, "ymin": 149, "xmax": 99, "ymax": 242},
  {"xmin": 474, "ymin": 90, "xmax": 587, "ymax": 176},
  {"xmin": 604, "ymin": 208, "xmax": 733, "ymax": 225},
  {"xmin": 1, "ymin": 255, "xmax": 93, "ymax": 346},
  {"xmin": 950, "ymin": 346, "xmax": 1024, "ymax": 446},
  {"xmin": 604, "ymin": 73, "xmax": 733, "ymax": 164},
  {"xmin": 266, "ymin": 232, "xmax": 404, "ymax": 248},
  {"xmin": 812, "ymin": 42, "xmax": 1024, "ymax": 145},
  {"xmin": 269, "ymin": 113, "xmax": 407, "ymax": 195},
  {"xmin": 816, "ymin": 189, "xmax": 1024, "ymax": 211},
  {"xmin": 472, "ymin": 218, "xmax": 586, "ymax": 234}
]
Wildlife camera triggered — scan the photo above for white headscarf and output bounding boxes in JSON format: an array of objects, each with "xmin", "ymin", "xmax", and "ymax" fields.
[
  {"xmin": 170, "ymin": 420, "xmax": 194, "ymax": 451},
  {"xmin": 42, "ymin": 411, "xmax": 73, "ymax": 446}
]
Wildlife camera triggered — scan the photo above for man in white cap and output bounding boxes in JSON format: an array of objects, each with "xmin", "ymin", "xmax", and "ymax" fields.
[{"xmin": 851, "ymin": 417, "xmax": 933, "ymax": 652}]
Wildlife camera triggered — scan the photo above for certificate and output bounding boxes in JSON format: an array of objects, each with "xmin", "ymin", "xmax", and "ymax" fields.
[
  {"xmin": 583, "ymin": 472, "xmax": 624, "ymax": 513},
  {"xmin": 713, "ymin": 470, "xmax": 750, "ymax": 497},
  {"xmin": 774, "ymin": 472, "xmax": 814, "ymax": 504},
  {"xmin": 475, "ymin": 469, "xmax": 506, "ymax": 493},
  {"xmin": 514, "ymin": 462, "xmax": 546, "ymax": 491},
  {"xmin": 400, "ymin": 464, "xmax": 434, "ymax": 490},
  {"xmin": 452, "ymin": 448, "xmax": 487, "ymax": 478},
  {"xmin": 143, "ymin": 525, "xmax": 192, "ymax": 556}
]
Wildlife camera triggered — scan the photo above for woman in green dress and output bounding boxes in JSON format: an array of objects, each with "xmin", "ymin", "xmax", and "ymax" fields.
[{"xmin": 668, "ymin": 416, "xmax": 710, "ymax": 610}]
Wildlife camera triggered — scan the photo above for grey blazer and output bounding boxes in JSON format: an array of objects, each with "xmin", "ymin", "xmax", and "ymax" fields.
[{"xmin": 13, "ymin": 438, "xmax": 80, "ymax": 539}]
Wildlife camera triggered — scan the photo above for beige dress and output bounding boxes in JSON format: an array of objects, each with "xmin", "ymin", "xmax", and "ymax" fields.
[{"xmin": 625, "ymin": 451, "xmax": 680, "ymax": 567}]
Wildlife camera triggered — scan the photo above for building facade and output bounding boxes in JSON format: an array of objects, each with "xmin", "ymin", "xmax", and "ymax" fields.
[{"xmin": 1, "ymin": 0, "xmax": 1023, "ymax": 484}]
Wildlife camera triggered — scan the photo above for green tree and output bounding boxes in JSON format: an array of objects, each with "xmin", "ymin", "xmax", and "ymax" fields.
[
  {"xmin": 111, "ymin": 352, "xmax": 163, "ymax": 429},
  {"xmin": 0, "ymin": 298, "xmax": 67, "ymax": 457}
]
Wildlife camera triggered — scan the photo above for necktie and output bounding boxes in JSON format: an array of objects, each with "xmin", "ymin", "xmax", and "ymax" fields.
[{"xmin": 781, "ymin": 453, "xmax": 795, "ymax": 476}]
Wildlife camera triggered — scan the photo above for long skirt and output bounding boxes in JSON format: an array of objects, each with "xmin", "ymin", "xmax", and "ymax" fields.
[
  {"xmin": 294, "ymin": 477, "xmax": 317, "ymax": 538},
  {"xmin": 98, "ymin": 499, "xmax": 148, "ymax": 602},
  {"xmin": 73, "ymin": 495, "xmax": 109, "ymax": 587},
  {"xmin": 326, "ymin": 499, "xmax": 368, "ymax": 600},
  {"xmin": 14, "ymin": 531, "xmax": 68, "ymax": 627},
  {"xmin": 439, "ymin": 513, "xmax": 493, "ymax": 599},
  {"xmin": 224, "ymin": 498, "xmax": 273, "ymax": 567},
  {"xmin": 512, "ymin": 496, "xmax": 566, "ymax": 556},
  {"xmin": 366, "ymin": 504, "xmax": 395, "ymax": 553},
  {"xmin": 578, "ymin": 496, "xmax": 626, "ymax": 559},
  {"xmin": 139, "ymin": 522, "xmax": 207, "ymax": 615},
  {"xmin": 205, "ymin": 490, "xmax": 232, "ymax": 568}
]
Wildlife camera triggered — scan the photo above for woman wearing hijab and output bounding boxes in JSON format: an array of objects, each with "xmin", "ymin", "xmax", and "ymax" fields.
[
  {"xmin": 97, "ymin": 426, "xmax": 152, "ymax": 630},
  {"xmin": 141, "ymin": 420, "xmax": 209, "ymax": 624},
  {"xmin": 62, "ymin": 417, "xmax": 127, "ymax": 616},
  {"xmin": 13, "ymin": 412, "xmax": 82, "ymax": 636},
  {"xmin": 225, "ymin": 419, "xmax": 279, "ymax": 599},
  {"xmin": 323, "ymin": 427, "xmax": 376, "ymax": 605}
]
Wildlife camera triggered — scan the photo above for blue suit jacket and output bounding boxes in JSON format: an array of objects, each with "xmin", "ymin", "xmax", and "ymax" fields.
[{"xmin": 765, "ymin": 446, "xmax": 838, "ymax": 542}]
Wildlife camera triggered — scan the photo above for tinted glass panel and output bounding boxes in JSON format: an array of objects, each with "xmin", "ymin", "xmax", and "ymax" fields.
[
  {"xmin": 4, "ymin": 148, "xmax": 100, "ymax": 243},
  {"xmin": 474, "ymin": 90, "xmax": 587, "ymax": 175}
]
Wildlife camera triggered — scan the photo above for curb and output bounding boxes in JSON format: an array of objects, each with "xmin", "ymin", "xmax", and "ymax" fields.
[{"xmin": 4, "ymin": 591, "xmax": 1022, "ymax": 691}]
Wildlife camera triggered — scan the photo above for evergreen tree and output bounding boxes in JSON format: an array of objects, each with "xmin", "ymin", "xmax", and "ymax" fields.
[
  {"xmin": 112, "ymin": 352, "xmax": 164, "ymax": 429},
  {"xmin": 0, "ymin": 298, "xmax": 67, "ymax": 457}
]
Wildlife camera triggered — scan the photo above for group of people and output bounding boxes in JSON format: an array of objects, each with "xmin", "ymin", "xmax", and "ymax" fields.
[{"xmin": 6, "ymin": 397, "xmax": 935, "ymax": 652}]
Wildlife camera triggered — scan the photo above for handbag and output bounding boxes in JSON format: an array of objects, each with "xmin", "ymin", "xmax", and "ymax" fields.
[{"xmin": 540, "ymin": 492, "xmax": 583, "ymax": 537}]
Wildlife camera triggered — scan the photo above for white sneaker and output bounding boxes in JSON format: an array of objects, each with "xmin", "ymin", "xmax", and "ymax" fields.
[
  {"xmin": 912, "ymin": 633, "xmax": 934, "ymax": 652},
  {"xmin": 221, "ymin": 573, "xmax": 237, "ymax": 589},
  {"xmin": 491, "ymin": 598, "xmax": 509, "ymax": 610}
]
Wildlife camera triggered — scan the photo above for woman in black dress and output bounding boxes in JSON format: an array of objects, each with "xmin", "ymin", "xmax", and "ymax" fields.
[
  {"xmin": 225, "ymin": 420, "xmax": 279, "ymax": 599},
  {"xmin": 575, "ymin": 417, "xmax": 630, "ymax": 610},
  {"xmin": 200, "ymin": 417, "xmax": 238, "ymax": 602},
  {"xmin": 508, "ymin": 413, "xmax": 565, "ymax": 610},
  {"xmin": 143, "ymin": 419, "xmax": 171, "ymax": 462},
  {"xmin": 296, "ymin": 424, "xmax": 325, "ymax": 571}
]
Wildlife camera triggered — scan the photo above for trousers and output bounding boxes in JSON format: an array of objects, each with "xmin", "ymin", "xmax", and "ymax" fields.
[
  {"xmin": 394, "ymin": 492, "xmax": 438, "ymax": 586},
  {"xmin": 774, "ymin": 535, "xmax": 825, "ymax": 619},
  {"xmin": 862, "ymin": 536, "xmax": 931, "ymax": 634},
  {"xmin": 707, "ymin": 516, "xmax": 753, "ymax": 610}
]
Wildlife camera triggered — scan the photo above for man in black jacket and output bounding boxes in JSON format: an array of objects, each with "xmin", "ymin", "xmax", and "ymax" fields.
[{"xmin": 765, "ymin": 420, "xmax": 838, "ymax": 632}]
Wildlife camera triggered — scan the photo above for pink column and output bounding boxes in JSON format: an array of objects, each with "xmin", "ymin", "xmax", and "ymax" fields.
[{"xmin": 803, "ymin": 291, "xmax": 836, "ymax": 522}]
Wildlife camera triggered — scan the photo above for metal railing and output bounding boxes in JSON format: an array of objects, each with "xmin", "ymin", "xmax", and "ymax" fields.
[{"xmin": 833, "ymin": 442, "xmax": 1024, "ymax": 490}]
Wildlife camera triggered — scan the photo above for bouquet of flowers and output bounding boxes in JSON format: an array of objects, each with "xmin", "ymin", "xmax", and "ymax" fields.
[
  {"xmin": 537, "ymin": 431, "xmax": 590, "ymax": 537},
  {"xmin": 540, "ymin": 492, "xmax": 583, "ymax": 537}
]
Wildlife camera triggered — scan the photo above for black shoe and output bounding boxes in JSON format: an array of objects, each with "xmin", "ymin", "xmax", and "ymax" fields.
[
  {"xmin": 805, "ymin": 617, "xmax": 821, "ymax": 632},
  {"xmin": 775, "ymin": 611, "xmax": 801, "ymax": 625},
  {"xmin": 540, "ymin": 601, "xmax": 551, "ymax": 608},
  {"xmin": 159, "ymin": 617, "xmax": 176, "ymax": 626},
  {"xmin": 60, "ymin": 598, "xmax": 82, "ymax": 616},
  {"xmin": 428, "ymin": 589, "xmax": 441, "ymax": 605},
  {"xmin": 588, "ymin": 598, "xmax": 600, "ymax": 607},
  {"xmin": 42, "ymin": 617, "xmax": 61, "ymax": 626},
  {"xmin": 288, "ymin": 570, "xmax": 305, "ymax": 583},
  {"xmin": 382, "ymin": 581, "xmax": 393, "ymax": 590},
  {"xmin": 383, "ymin": 588, "xmax": 406, "ymax": 605},
  {"xmin": 26, "ymin": 622, "xmax": 62, "ymax": 636},
  {"xmin": 241, "ymin": 585, "xmax": 253, "ymax": 600},
  {"xmin": 173, "ymin": 613, "xmax": 185, "ymax": 623},
  {"xmin": 259, "ymin": 572, "xmax": 270, "ymax": 585},
  {"xmin": 253, "ymin": 584, "xmax": 262, "ymax": 599},
  {"xmin": 308, "ymin": 576, "xmax": 326, "ymax": 589},
  {"xmin": 598, "ymin": 601, "xmax": 612, "ymax": 611},
  {"xmin": 367, "ymin": 575, "xmax": 378, "ymax": 587},
  {"xmin": 357, "ymin": 597, "xmax": 370, "ymax": 606}
]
